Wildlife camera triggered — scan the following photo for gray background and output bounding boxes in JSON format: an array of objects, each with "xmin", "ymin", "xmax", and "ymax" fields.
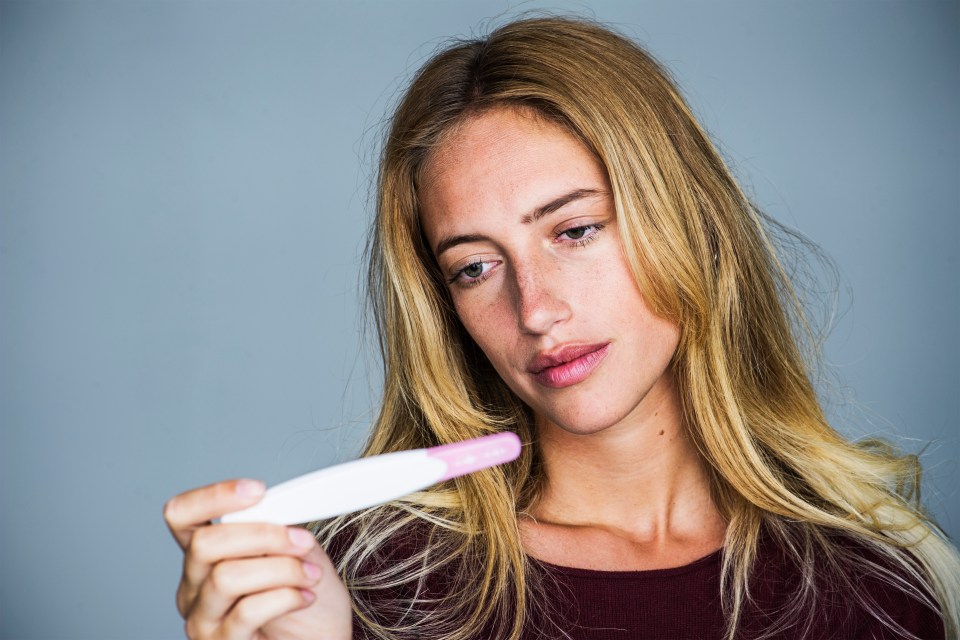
[{"xmin": 1, "ymin": 1, "xmax": 957, "ymax": 638}]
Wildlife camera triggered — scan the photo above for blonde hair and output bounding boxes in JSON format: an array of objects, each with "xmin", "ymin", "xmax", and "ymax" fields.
[{"xmin": 315, "ymin": 16, "xmax": 960, "ymax": 639}]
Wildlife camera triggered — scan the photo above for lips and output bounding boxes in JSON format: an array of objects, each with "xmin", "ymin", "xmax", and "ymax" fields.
[{"xmin": 528, "ymin": 342, "xmax": 610, "ymax": 389}]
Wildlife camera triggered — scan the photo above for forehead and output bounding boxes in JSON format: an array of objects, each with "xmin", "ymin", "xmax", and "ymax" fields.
[
  {"xmin": 418, "ymin": 107, "xmax": 607, "ymax": 236},
  {"xmin": 422, "ymin": 106, "xmax": 587, "ymax": 182}
]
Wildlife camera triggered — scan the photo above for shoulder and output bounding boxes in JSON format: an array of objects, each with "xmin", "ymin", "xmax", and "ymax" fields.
[
  {"xmin": 745, "ymin": 527, "xmax": 945, "ymax": 640},
  {"xmin": 837, "ymin": 536, "xmax": 945, "ymax": 640}
]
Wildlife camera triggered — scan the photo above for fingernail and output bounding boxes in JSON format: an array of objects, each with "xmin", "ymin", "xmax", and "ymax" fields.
[
  {"xmin": 303, "ymin": 561, "xmax": 321, "ymax": 580},
  {"xmin": 288, "ymin": 527, "xmax": 315, "ymax": 548},
  {"xmin": 300, "ymin": 588, "xmax": 316, "ymax": 603},
  {"xmin": 235, "ymin": 479, "xmax": 265, "ymax": 498}
]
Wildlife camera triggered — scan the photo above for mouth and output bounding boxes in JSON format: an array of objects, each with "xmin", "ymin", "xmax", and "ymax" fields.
[{"xmin": 527, "ymin": 342, "xmax": 610, "ymax": 389}]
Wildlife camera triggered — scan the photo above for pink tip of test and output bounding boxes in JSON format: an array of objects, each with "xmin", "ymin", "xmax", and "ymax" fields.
[{"xmin": 429, "ymin": 431, "xmax": 523, "ymax": 481}]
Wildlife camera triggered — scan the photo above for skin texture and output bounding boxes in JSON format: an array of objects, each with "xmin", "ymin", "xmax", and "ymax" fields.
[{"xmin": 420, "ymin": 107, "xmax": 726, "ymax": 570}]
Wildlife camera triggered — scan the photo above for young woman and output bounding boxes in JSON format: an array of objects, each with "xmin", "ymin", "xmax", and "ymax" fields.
[{"xmin": 163, "ymin": 17, "xmax": 959, "ymax": 640}]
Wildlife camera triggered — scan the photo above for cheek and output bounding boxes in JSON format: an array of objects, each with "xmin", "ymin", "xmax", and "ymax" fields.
[
  {"xmin": 453, "ymin": 295, "xmax": 514, "ymax": 366},
  {"xmin": 594, "ymin": 260, "xmax": 679, "ymax": 358},
  {"xmin": 627, "ymin": 300, "xmax": 681, "ymax": 366},
  {"xmin": 648, "ymin": 317, "xmax": 681, "ymax": 359}
]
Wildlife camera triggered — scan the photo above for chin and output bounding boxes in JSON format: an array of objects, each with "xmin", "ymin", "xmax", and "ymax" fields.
[
  {"xmin": 535, "ymin": 403, "xmax": 633, "ymax": 437},
  {"xmin": 550, "ymin": 422, "xmax": 614, "ymax": 437}
]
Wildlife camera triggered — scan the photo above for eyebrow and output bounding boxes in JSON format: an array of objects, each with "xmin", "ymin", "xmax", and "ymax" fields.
[{"xmin": 433, "ymin": 188, "xmax": 605, "ymax": 257}]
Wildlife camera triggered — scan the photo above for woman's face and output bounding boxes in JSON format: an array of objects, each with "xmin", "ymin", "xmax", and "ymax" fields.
[{"xmin": 419, "ymin": 107, "xmax": 680, "ymax": 436}]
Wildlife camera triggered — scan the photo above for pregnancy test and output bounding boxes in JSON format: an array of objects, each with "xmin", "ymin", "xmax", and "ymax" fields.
[{"xmin": 221, "ymin": 431, "xmax": 522, "ymax": 525}]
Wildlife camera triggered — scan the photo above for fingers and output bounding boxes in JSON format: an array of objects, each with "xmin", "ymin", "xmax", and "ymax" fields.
[
  {"xmin": 220, "ymin": 588, "xmax": 315, "ymax": 638},
  {"xmin": 193, "ymin": 555, "xmax": 322, "ymax": 622},
  {"xmin": 179, "ymin": 525, "xmax": 325, "ymax": 638},
  {"xmin": 164, "ymin": 479, "xmax": 265, "ymax": 550},
  {"xmin": 184, "ymin": 523, "xmax": 317, "ymax": 586},
  {"xmin": 166, "ymin": 482, "xmax": 349, "ymax": 639},
  {"xmin": 177, "ymin": 523, "xmax": 318, "ymax": 618},
  {"xmin": 184, "ymin": 586, "xmax": 315, "ymax": 640}
]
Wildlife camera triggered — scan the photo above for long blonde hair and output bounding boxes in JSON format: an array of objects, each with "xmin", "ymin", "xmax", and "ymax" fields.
[{"xmin": 316, "ymin": 16, "xmax": 960, "ymax": 639}]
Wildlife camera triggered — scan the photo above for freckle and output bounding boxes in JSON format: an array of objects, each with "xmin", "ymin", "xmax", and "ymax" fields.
[{"xmin": 658, "ymin": 430, "xmax": 664, "ymax": 436}]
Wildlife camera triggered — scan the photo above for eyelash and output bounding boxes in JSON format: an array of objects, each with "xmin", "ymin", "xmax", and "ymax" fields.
[
  {"xmin": 555, "ymin": 222, "xmax": 605, "ymax": 247},
  {"xmin": 447, "ymin": 259, "xmax": 498, "ymax": 287},
  {"xmin": 447, "ymin": 223, "xmax": 606, "ymax": 288}
]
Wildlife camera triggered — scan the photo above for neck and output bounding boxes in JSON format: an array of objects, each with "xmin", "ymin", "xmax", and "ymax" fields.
[{"xmin": 529, "ymin": 373, "xmax": 725, "ymax": 547}]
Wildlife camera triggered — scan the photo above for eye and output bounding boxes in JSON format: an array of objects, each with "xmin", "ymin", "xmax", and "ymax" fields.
[
  {"xmin": 463, "ymin": 262, "xmax": 485, "ymax": 278},
  {"xmin": 556, "ymin": 223, "xmax": 605, "ymax": 246},
  {"xmin": 448, "ymin": 259, "xmax": 499, "ymax": 287}
]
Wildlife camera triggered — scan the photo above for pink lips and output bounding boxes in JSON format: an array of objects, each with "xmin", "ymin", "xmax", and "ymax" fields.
[{"xmin": 528, "ymin": 343, "xmax": 610, "ymax": 388}]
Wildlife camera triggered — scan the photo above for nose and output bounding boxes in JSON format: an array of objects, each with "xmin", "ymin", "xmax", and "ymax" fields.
[{"xmin": 512, "ymin": 257, "xmax": 571, "ymax": 335}]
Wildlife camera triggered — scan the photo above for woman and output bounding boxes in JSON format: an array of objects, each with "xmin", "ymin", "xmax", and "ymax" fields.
[{"xmin": 163, "ymin": 17, "xmax": 959, "ymax": 639}]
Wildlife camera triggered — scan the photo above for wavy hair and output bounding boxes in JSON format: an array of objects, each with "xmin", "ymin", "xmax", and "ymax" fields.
[{"xmin": 315, "ymin": 16, "xmax": 959, "ymax": 640}]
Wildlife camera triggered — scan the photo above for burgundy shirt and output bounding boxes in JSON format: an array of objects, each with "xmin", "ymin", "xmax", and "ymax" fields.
[
  {"xmin": 333, "ymin": 526, "xmax": 945, "ymax": 639},
  {"xmin": 525, "ymin": 548, "xmax": 944, "ymax": 639}
]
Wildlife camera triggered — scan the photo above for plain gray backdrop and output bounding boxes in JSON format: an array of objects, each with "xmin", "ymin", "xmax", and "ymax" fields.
[{"xmin": 1, "ymin": 1, "xmax": 957, "ymax": 638}]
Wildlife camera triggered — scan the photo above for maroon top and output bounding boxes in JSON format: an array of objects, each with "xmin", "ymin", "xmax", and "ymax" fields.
[
  {"xmin": 332, "ymin": 526, "xmax": 945, "ymax": 640},
  {"xmin": 526, "ymin": 547, "xmax": 943, "ymax": 639}
]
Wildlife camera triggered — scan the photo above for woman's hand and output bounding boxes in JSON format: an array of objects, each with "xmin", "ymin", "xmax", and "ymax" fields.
[{"xmin": 163, "ymin": 479, "xmax": 353, "ymax": 640}]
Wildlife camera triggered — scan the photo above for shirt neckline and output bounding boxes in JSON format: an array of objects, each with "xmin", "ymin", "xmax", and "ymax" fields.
[{"xmin": 527, "ymin": 546, "xmax": 723, "ymax": 579}]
